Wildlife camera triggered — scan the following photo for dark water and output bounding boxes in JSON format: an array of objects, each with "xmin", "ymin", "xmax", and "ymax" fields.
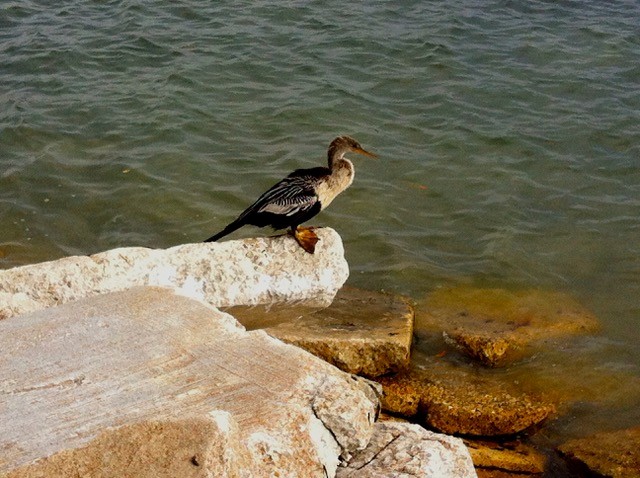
[{"xmin": 2, "ymin": 0, "xmax": 639, "ymax": 468}]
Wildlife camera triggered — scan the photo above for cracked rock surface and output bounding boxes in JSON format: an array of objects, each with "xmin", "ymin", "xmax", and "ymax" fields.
[
  {"xmin": 336, "ymin": 421, "xmax": 477, "ymax": 478},
  {"xmin": 0, "ymin": 287, "xmax": 377, "ymax": 477}
]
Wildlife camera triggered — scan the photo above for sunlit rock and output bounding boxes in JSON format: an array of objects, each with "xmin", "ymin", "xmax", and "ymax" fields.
[
  {"xmin": 557, "ymin": 426, "xmax": 640, "ymax": 478},
  {"xmin": 337, "ymin": 421, "xmax": 477, "ymax": 478},
  {"xmin": 4, "ymin": 417, "xmax": 251, "ymax": 478},
  {"xmin": 416, "ymin": 286, "xmax": 600, "ymax": 367},
  {"xmin": 0, "ymin": 228, "xmax": 349, "ymax": 321},
  {"xmin": 228, "ymin": 286, "xmax": 414, "ymax": 378},
  {"xmin": 0, "ymin": 287, "xmax": 377, "ymax": 477}
]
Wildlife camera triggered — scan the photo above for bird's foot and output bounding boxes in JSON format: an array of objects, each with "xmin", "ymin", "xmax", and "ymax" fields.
[{"xmin": 291, "ymin": 226, "xmax": 319, "ymax": 254}]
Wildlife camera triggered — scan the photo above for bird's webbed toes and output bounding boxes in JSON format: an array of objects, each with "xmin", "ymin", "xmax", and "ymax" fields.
[{"xmin": 293, "ymin": 227, "xmax": 319, "ymax": 254}]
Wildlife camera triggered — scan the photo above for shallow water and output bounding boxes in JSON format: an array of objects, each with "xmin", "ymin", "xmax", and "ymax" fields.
[{"xmin": 2, "ymin": 0, "xmax": 639, "ymax": 464}]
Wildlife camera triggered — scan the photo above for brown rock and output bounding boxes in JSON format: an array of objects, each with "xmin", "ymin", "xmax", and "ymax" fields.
[
  {"xmin": 416, "ymin": 286, "xmax": 600, "ymax": 367},
  {"xmin": 0, "ymin": 287, "xmax": 378, "ymax": 477},
  {"xmin": 337, "ymin": 421, "xmax": 477, "ymax": 478},
  {"xmin": 465, "ymin": 439, "xmax": 546, "ymax": 476},
  {"xmin": 377, "ymin": 368, "xmax": 555, "ymax": 436},
  {"xmin": 474, "ymin": 471, "xmax": 532, "ymax": 478},
  {"xmin": 423, "ymin": 381, "xmax": 554, "ymax": 437},
  {"xmin": 228, "ymin": 286, "xmax": 414, "ymax": 378},
  {"xmin": 557, "ymin": 426, "xmax": 640, "ymax": 478},
  {"xmin": 377, "ymin": 373, "xmax": 423, "ymax": 417},
  {"xmin": 444, "ymin": 332, "xmax": 513, "ymax": 368}
]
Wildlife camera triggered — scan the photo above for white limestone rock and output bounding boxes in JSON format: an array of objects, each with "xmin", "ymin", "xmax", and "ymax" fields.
[
  {"xmin": 0, "ymin": 287, "xmax": 376, "ymax": 478},
  {"xmin": 0, "ymin": 228, "xmax": 348, "ymax": 321}
]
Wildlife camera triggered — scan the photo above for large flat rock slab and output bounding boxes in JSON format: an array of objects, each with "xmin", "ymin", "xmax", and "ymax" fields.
[
  {"xmin": 227, "ymin": 286, "xmax": 414, "ymax": 378},
  {"xmin": 0, "ymin": 287, "xmax": 378, "ymax": 477},
  {"xmin": 0, "ymin": 228, "xmax": 348, "ymax": 321}
]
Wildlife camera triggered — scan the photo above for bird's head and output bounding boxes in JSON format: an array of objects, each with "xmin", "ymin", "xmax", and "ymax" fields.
[{"xmin": 328, "ymin": 136, "xmax": 377, "ymax": 163}]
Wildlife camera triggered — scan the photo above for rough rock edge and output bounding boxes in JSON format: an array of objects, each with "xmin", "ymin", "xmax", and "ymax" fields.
[{"xmin": 556, "ymin": 426, "xmax": 640, "ymax": 478}]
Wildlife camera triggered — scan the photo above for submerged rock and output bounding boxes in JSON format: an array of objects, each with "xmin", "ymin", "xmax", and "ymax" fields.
[
  {"xmin": 228, "ymin": 286, "xmax": 414, "ymax": 378},
  {"xmin": 337, "ymin": 421, "xmax": 477, "ymax": 478},
  {"xmin": 0, "ymin": 228, "xmax": 349, "ymax": 321},
  {"xmin": 556, "ymin": 426, "xmax": 640, "ymax": 478},
  {"xmin": 0, "ymin": 287, "xmax": 378, "ymax": 477},
  {"xmin": 416, "ymin": 286, "xmax": 600, "ymax": 367}
]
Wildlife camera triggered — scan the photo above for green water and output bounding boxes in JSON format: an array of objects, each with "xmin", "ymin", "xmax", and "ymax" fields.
[{"xmin": 2, "ymin": 0, "xmax": 639, "ymax": 466}]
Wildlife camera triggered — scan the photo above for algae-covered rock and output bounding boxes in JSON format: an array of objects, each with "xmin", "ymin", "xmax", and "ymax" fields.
[
  {"xmin": 377, "ymin": 367, "xmax": 555, "ymax": 437},
  {"xmin": 464, "ymin": 439, "xmax": 546, "ymax": 477}
]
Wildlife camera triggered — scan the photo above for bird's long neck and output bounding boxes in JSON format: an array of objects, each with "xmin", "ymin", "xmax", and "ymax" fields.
[
  {"xmin": 327, "ymin": 142, "xmax": 341, "ymax": 169},
  {"xmin": 316, "ymin": 150, "xmax": 355, "ymax": 210},
  {"xmin": 327, "ymin": 147, "xmax": 354, "ymax": 181},
  {"xmin": 327, "ymin": 145, "xmax": 351, "ymax": 170}
]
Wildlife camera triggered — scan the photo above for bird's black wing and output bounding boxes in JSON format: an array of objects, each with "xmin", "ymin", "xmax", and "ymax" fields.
[
  {"xmin": 205, "ymin": 167, "xmax": 328, "ymax": 241},
  {"xmin": 238, "ymin": 173, "xmax": 320, "ymax": 221}
]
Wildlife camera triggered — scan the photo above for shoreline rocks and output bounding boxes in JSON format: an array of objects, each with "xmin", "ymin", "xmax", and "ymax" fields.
[
  {"xmin": 0, "ymin": 235, "xmax": 477, "ymax": 477},
  {"xmin": 2, "ymin": 233, "xmax": 626, "ymax": 477}
]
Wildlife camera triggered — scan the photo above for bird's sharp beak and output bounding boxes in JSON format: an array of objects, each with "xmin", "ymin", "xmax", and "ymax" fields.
[{"xmin": 354, "ymin": 147, "xmax": 378, "ymax": 159}]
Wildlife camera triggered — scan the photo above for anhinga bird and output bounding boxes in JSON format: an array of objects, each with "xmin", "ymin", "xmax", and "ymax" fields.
[{"xmin": 205, "ymin": 136, "xmax": 376, "ymax": 253}]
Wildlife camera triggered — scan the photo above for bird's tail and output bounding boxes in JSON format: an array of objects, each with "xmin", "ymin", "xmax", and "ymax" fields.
[{"xmin": 204, "ymin": 219, "xmax": 245, "ymax": 243}]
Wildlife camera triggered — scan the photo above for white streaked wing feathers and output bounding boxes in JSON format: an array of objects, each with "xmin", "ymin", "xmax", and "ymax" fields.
[
  {"xmin": 258, "ymin": 194, "xmax": 317, "ymax": 216},
  {"xmin": 239, "ymin": 175, "xmax": 319, "ymax": 218}
]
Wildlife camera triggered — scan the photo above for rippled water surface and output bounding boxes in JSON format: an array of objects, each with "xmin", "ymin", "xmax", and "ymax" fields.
[{"xmin": 2, "ymin": 0, "xmax": 639, "ymax": 462}]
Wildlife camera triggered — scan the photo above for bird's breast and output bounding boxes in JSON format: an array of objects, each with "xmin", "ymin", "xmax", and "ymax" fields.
[{"xmin": 315, "ymin": 166, "xmax": 354, "ymax": 210}]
